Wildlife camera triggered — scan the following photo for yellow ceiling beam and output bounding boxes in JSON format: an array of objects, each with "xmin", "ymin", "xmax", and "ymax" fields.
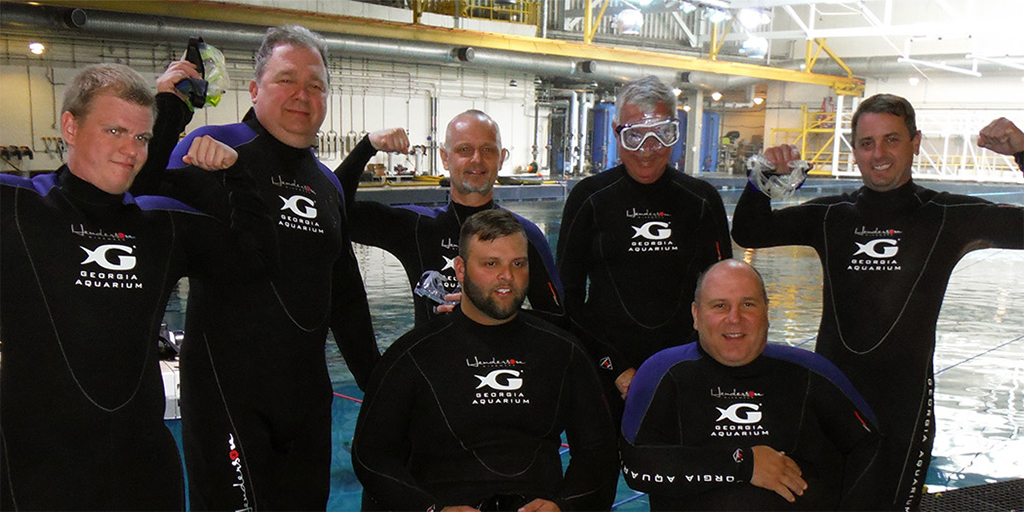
[{"xmin": 29, "ymin": 0, "xmax": 864, "ymax": 94}]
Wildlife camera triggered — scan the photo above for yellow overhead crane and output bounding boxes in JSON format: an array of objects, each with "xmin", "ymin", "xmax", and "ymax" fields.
[{"xmin": 27, "ymin": 0, "xmax": 865, "ymax": 96}]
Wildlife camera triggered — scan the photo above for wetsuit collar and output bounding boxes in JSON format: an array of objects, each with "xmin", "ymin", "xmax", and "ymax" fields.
[
  {"xmin": 857, "ymin": 178, "xmax": 922, "ymax": 217},
  {"xmin": 616, "ymin": 164, "xmax": 675, "ymax": 187},
  {"xmin": 241, "ymin": 108, "xmax": 315, "ymax": 160},
  {"xmin": 57, "ymin": 166, "xmax": 131, "ymax": 208},
  {"xmin": 452, "ymin": 305, "xmax": 525, "ymax": 333},
  {"xmin": 450, "ymin": 200, "xmax": 495, "ymax": 225},
  {"xmin": 695, "ymin": 339, "xmax": 769, "ymax": 377}
]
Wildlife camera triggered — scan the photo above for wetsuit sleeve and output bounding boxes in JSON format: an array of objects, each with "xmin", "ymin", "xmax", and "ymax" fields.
[
  {"xmin": 1015, "ymin": 151, "xmax": 1023, "ymax": 172},
  {"xmin": 333, "ymin": 135, "xmax": 376, "ymax": 210},
  {"xmin": 698, "ymin": 181, "xmax": 733, "ymax": 264},
  {"xmin": 557, "ymin": 344, "xmax": 620, "ymax": 510},
  {"xmin": 521, "ymin": 220, "xmax": 565, "ymax": 325},
  {"xmin": 731, "ymin": 183, "xmax": 826, "ymax": 249},
  {"xmin": 352, "ymin": 348, "xmax": 438, "ymax": 510},
  {"xmin": 619, "ymin": 370, "xmax": 754, "ymax": 497},
  {"xmin": 177, "ymin": 162, "xmax": 279, "ymax": 279},
  {"xmin": 328, "ymin": 199, "xmax": 380, "ymax": 391},
  {"xmin": 805, "ymin": 373, "xmax": 883, "ymax": 510},
  {"xmin": 132, "ymin": 93, "xmax": 193, "ymax": 194},
  {"xmin": 944, "ymin": 196, "xmax": 1024, "ymax": 250},
  {"xmin": 557, "ymin": 186, "xmax": 632, "ymax": 373}
]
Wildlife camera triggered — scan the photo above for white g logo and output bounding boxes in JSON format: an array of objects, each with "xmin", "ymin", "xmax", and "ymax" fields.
[
  {"xmin": 474, "ymin": 369, "xmax": 523, "ymax": 391},
  {"xmin": 853, "ymin": 239, "xmax": 899, "ymax": 258},
  {"xmin": 80, "ymin": 244, "xmax": 136, "ymax": 271},
  {"xmin": 632, "ymin": 221, "xmax": 672, "ymax": 240},
  {"xmin": 715, "ymin": 403, "xmax": 762, "ymax": 424},
  {"xmin": 280, "ymin": 195, "xmax": 317, "ymax": 219}
]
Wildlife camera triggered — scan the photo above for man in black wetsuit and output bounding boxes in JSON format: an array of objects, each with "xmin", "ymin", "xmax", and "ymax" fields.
[
  {"xmin": 335, "ymin": 112, "xmax": 564, "ymax": 326},
  {"xmin": 352, "ymin": 209, "xmax": 618, "ymax": 512},
  {"xmin": 732, "ymin": 94, "xmax": 1024, "ymax": 510},
  {"xmin": 620, "ymin": 259, "xmax": 880, "ymax": 511},
  {"xmin": 977, "ymin": 117, "xmax": 1024, "ymax": 171},
  {"xmin": 557, "ymin": 76, "xmax": 732, "ymax": 411},
  {"xmin": 130, "ymin": 26, "xmax": 379, "ymax": 510},
  {"xmin": 0, "ymin": 63, "xmax": 273, "ymax": 510}
]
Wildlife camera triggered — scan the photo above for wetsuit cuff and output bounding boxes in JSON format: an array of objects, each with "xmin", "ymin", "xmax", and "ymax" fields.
[
  {"xmin": 736, "ymin": 446, "xmax": 754, "ymax": 482},
  {"xmin": 1014, "ymin": 151, "xmax": 1023, "ymax": 172}
]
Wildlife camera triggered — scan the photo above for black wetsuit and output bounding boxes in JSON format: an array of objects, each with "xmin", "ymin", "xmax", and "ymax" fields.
[
  {"xmin": 352, "ymin": 309, "xmax": 619, "ymax": 511},
  {"xmin": 336, "ymin": 137, "xmax": 563, "ymax": 326},
  {"xmin": 620, "ymin": 342, "xmax": 880, "ymax": 511},
  {"xmin": 0, "ymin": 164, "xmax": 272, "ymax": 510},
  {"xmin": 732, "ymin": 180, "xmax": 1024, "ymax": 510},
  {"xmin": 557, "ymin": 165, "xmax": 732, "ymax": 406},
  {"xmin": 131, "ymin": 107, "xmax": 378, "ymax": 510}
]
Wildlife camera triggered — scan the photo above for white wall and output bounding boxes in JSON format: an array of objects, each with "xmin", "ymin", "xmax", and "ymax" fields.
[{"xmin": 0, "ymin": 52, "xmax": 544, "ymax": 177}]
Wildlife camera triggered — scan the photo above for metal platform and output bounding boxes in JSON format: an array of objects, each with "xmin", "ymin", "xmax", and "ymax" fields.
[{"xmin": 920, "ymin": 479, "xmax": 1023, "ymax": 512}]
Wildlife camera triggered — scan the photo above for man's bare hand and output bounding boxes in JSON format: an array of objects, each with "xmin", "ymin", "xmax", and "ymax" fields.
[
  {"xmin": 369, "ymin": 128, "xmax": 410, "ymax": 154},
  {"xmin": 762, "ymin": 144, "xmax": 802, "ymax": 175},
  {"xmin": 615, "ymin": 367, "xmax": 636, "ymax": 400},
  {"xmin": 182, "ymin": 135, "xmax": 237, "ymax": 171},
  {"xmin": 750, "ymin": 445, "xmax": 806, "ymax": 503},
  {"xmin": 156, "ymin": 60, "xmax": 201, "ymax": 104},
  {"xmin": 518, "ymin": 498, "xmax": 560, "ymax": 512},
  {"xmin": 977, "ymin": 117, "xmax": 1024, "ymax": 156},
  {"xmin": 433, "ymin": 292, "xmax": 462, "ymax": 314}
]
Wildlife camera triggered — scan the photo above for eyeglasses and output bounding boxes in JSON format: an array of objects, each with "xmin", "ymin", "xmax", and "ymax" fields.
[{"xmin": 616, "ymin": 118, "xmax": 680, "ymax": 151}]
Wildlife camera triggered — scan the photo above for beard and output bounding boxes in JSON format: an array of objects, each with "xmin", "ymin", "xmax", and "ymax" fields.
[{"xmin": 462, "ymin": 273, "xmax": 527, "ymax": 321}]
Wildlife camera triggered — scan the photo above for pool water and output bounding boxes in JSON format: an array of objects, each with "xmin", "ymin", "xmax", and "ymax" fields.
[{"xmin": 165, "ymin": 185, "xmax": 1024, "ymax": 510}]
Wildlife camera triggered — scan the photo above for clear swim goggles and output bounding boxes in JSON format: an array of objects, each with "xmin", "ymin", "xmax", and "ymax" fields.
[
  {"xmin": 616, "ymin": 118, "xmax": 680, "ymax": 151},
  {"xmin": 413, "ymin": 270, "xmax": 460, "ymax": 305},
  {"xmin": 746, "ymin": 154, "xmax": 810, "ymax": 201}
]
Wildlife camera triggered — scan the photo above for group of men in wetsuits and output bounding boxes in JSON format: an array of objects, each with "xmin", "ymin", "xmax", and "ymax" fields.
[{"xmin": 2, "ymin": 20, "xmax": 1023, "ymax": 512}]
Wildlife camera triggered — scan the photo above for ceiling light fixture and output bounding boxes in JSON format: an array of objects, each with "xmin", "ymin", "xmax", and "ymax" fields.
[
  {"xmin": 898, "ymin": 57, "xmax": 981, "ymax": 77},
  {"xmin": 682, "ymin": 105, "xmax": 691, "ymax": 112},
  {"xmin": 965, "ymin": 54, "xmax": 1024, "ymax": 72},
  {"xmin": 29, "ymin": 42, "xmax": 45, "ymax": 55},
  {"xmin": 706, "ymin": 9, "xmax": 730, "ymax": 25},
  {"xmin": 737, "ymin": 8, "xmax": 770, "ymax": 29},
  {"xmin": 711, "ymin": 91, "xmax": 723, "ymax": 101},
  {"xmin": 679, "ymin": 1, "xmax": 697, "ymax": 14},
  {"xmin": 753, "ymin": 96, "xmax": 764, "ymax": 105},
  {"xmin": 908, "ymin": 76, "xmax": 920, "ymax": 86}
]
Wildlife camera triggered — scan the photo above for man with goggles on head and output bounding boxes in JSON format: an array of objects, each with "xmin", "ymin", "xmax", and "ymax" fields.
[{"xmin": 558, "ymin": 75, "xmax": 732, "ymax": 422}]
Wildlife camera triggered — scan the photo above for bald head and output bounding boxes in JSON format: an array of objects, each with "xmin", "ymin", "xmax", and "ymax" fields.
[
  {"xmin": 694, "ymin": 259, "xmax": 768, "ymax": 305},
  {"xmin": 692, "ymin": 259, "xmax": 770, "ymax": 367},
  {"xmin": 445, "ymin": 109, "xmax": 503, "ymax": 150}
]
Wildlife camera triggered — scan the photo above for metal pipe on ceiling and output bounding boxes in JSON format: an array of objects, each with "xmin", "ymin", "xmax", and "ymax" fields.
[{"xmin": 0, "ymin": 2, "xmax": 747, "ymax": 91}]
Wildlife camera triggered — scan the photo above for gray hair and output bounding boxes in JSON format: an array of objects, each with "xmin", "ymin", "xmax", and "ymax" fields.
[
  {"xmin": 254, "ymin": 25, "xmax": 329, "ymax": 85},
  {"xmin": 61, "ymin": 63, "xmax": 155, "ymax": 119},
  {"xmin": 615, "ymin": 75, "xmax": 677, "ymax": 124}
]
